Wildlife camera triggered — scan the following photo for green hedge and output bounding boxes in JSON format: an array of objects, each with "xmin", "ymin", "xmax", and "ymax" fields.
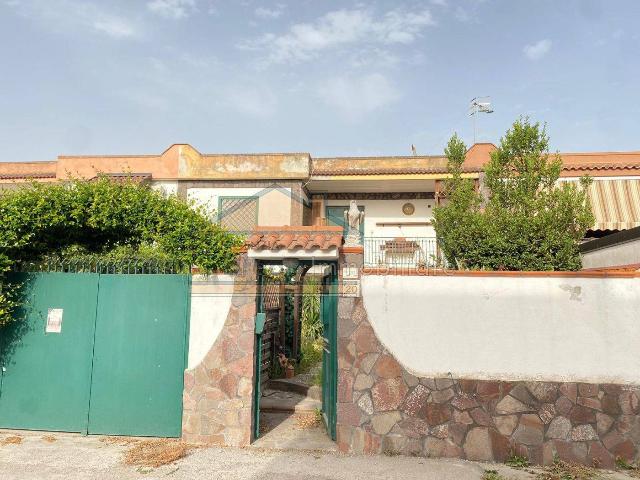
[{"xmin": 0, "ymin": 177, "xmax": 243, "ymax": 325}]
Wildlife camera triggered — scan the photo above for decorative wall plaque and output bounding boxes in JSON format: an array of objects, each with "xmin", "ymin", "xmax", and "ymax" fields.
[{"xmin": 402, "ymin": 202, "xmax": 415, "ymax": 215}]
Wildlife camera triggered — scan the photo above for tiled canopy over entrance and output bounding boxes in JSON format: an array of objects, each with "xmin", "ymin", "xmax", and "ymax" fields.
[
  {"xmin": 246, "ymin": 226, "xmax": 343, "ymax": 252},
  {"xmin": 246, "ymin": 226, "xmax": 343, "ymax": 260}
]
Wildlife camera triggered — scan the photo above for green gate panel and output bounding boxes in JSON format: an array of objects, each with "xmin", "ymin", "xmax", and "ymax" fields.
[
  {"xmin": 87, "ymin": 275, "xmax": 190, "ymax": 437},
  {"xmin": 321, "ymin": 274, "xmax": 338, "ymax": 441},
  {"xmin": 0, "ymin": 273, "xmax": 99, "ymax": 433}
]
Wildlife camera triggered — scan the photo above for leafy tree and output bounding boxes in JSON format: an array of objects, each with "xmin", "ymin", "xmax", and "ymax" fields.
[
  {"xmin": 433, "ymin": 118, "xmax": 594, "ymax": 271},
  {"xmin": 0, "ymin": 177, "xmax": 243, "ymax": 326}
]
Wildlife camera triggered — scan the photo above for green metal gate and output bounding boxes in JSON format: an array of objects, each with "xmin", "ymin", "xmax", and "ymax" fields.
[
  {"xmin": 321, "ymin": 271, "xmax": 338, "ymax": 440},
  {"xmin": 87, "ymin": 275, "xmax": 190, "ymax": 437},
  {"xmin": 0, "ymin": 273, "xmax": 99, "ymax": 433},
  {"xmin": 0, "ymin": 272, "xmax": 190, "ymax": 437}
]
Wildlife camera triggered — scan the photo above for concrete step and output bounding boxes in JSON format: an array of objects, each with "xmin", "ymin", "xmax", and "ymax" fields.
[
  {"xmin": 260, "ymin": 389, "xmax": 322, "ymax": 413},
  {"xmin": 267, "ymin": 378, "xmax": 322, "ymax": 400}
]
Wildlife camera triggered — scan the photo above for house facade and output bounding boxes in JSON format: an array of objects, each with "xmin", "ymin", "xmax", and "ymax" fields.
[{"xmin": 1, "ymin": 142, "xmax": 639, "ymax": 266}]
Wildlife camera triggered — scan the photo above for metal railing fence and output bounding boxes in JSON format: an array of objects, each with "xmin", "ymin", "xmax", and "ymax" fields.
[{"xmin": 363, "ymin": 237, "xmax": 446, "ymax": 268}]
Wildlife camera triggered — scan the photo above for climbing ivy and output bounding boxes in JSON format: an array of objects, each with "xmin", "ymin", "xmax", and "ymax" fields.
[{"xmin": 0, "ymin": 177, "xmax": 243, "ymax": 326}]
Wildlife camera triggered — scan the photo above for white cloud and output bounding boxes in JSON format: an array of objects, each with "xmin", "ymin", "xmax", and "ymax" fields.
[
  {"xmin": 241, "ymin": 7, "xmax": 434, "ymax": 65},
  {"xmin": 5, "ymin": 0, "xmax": 138, "ymax": 38},
  {"xmin": 147, "ymin": 0, "xmax": 196, "ymax": 19},
  {"xmin": 523, "ymin": 39, "xmax": 552, "ymax": 60},
  {"xmin": 318, "ymin": 73, "xmax": 401, "ymax": 120},
  {"xmin": 93, "ymin": 17, "xmax": 136, "ymax": 38},
  {"xmin": 255, "ymin": 4, "xmax": 285, "ymax": 19}
]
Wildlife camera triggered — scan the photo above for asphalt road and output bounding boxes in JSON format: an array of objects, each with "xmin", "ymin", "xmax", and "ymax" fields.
[{"xmin": 0, "ymin": 430, "xmax": 628, "ymax": 480}]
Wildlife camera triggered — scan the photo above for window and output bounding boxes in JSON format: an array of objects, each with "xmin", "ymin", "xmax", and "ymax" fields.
[{"xmin": 218, "ymin": 196, "xmax": 259, "ymax": 233}]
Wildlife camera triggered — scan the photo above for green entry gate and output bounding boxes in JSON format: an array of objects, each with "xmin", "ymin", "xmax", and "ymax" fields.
[
  {"xmin": 0, "ymin": 272, "xmax": 190, "ymax": 437},
  {"xmin": 321, "ymin": 271, "xmax": 338, "ymax": 440}
]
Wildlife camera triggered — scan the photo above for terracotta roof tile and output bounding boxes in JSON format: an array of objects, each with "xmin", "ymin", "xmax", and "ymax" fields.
[
  {"xmin": 90, "ymin": 173, "xmax": 152, "ymax": 183},
  {"xmin": 246, "ymin": 226, "xmax": 343, "ymax": 251},
  {"xmin": 0, "ymin": 172, "xmax": 56, "ymax": 180}
]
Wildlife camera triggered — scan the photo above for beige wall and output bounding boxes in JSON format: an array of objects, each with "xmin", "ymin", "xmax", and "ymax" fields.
[{"xmin": 186, "ymin": 186, "xmax": 293, "ymax": 226}]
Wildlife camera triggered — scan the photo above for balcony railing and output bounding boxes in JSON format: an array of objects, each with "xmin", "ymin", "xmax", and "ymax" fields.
[{"xmin": 363, "ymin": 237, "xmax": 445, "ymax": 268}]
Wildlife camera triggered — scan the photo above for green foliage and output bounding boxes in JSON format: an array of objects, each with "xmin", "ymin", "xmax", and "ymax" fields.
[
  {"xmin": 301, "ymin": 279, "xmax": 322, "ymax": 341},
  {"xmin": 616, "ymin": 455, "xmax": 639, "ymax": 474},
  {"xmin": 0, "ymin": 177, "xmax": 242, "ymax": 326},
  {"xmin": 434, "ymin": 118, "xmax": 594, "ymax": 271},
  {"xmin": 297, "ymin": 337, "xmax": 323, "ymax": 376},
  {"xmin": 482, "ymin": 470, "xmax": 506, "ymax": 480},
  {"xmin": 296, "ymin": 278, "xmax": 323, "ymax": 376},
  {"xmin": 505, "ymin": 452, "xmax": 530, "ymax": 469}
]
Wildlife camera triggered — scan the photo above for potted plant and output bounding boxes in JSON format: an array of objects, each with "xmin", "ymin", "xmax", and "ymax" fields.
[{"xmin": 277, "ymin": 353, "xmax": 296, "ymax": 379}]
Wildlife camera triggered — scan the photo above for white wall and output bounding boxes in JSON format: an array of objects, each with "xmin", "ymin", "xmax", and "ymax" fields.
[
  {"xmin": 188, "ymin": 274, "xmax": 234, "ymax": 368},
  {"xmin": 326, "ymin": 199, "xmax": 436, "ymax": 237},
  {"xmin": 187, "ymin": 187, "xmax": 292, "ymax": 225},
  {"xmin": 151, "ymin": 181, "xmax": 179, "ymax": 196},
  {"xmin": 581, "ymin": 238, "xmax": 640, "ymax": 269},
  {"xmin": 362, "ymin": 274, "xmax": 640, "ymax": 384}
]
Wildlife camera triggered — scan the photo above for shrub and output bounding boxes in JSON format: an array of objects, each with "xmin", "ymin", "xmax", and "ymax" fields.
[
  {"xmin": 433, "ymin": 118, "xmax": 593, "ymax": 271},
  {"xmin": 0, "ymin": 177, "xmax": 242, "ymax": 326}
]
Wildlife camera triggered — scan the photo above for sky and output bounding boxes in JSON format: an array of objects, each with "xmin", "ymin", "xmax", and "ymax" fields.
[{"xmin": 1, "ymin": 0, "xmax": 639, "ymax": 162}]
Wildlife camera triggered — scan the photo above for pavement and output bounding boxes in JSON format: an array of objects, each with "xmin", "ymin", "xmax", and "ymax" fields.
[
  {"xmin": 0, "ymin": 429, "xmax": 517, "ymax": 480},
  {"xmin": 252, "ymin": 412, "xmax": 336, "ymax": 451},
  {"xmin": 0, "ymin": 429, "xmax": 635, "ymax": 480}
]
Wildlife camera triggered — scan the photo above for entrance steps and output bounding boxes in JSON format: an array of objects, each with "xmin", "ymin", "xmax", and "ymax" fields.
[
  {"xmin": 261, "ymin": 365, "xmax": 322, "ymax": 413},
  {"xmin": 267, "ymin": 377, "xmax": 322, "ymax": 401},
  {"xmin": 259, "ymin": 389, "xmax": 321, "ymax": 413}
]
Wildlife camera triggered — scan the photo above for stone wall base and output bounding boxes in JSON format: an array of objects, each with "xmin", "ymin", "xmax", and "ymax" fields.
[{"xmin": 337, "ymin": 296, "xmax": 640, "ymax": 467}]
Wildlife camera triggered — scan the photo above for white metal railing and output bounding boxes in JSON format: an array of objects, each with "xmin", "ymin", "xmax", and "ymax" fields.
[{"xmin": 363, "ymin": 237, "xmax": 445, "ymax": 268}]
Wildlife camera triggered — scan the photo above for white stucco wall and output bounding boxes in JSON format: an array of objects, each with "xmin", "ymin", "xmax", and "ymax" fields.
[
  {"xmin": 581, "ymin": 238, "xmax": 640, "ymax": 269},
  {"xmin": 188, "ymin": 274, "xmax": 235, "ymax": 368},
  {"xmin": 151, "ymin": 181, "xmax": 179, "ymax": 196},
  {"xmin": 362, "ymin": 274, "xmax": 640, "ymax": 384},
  {"xmin": 326, "ymin": 199, "xmax": 436, "ymax": 237},
  {"xmin": 187, "ymin": 187, "xmax": 292, "ymax": 225}
]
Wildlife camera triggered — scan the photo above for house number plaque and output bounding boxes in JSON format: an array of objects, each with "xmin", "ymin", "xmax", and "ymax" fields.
[{"xmin": 341, "ymin": 279, "xmax": 361, "ymax": 298}]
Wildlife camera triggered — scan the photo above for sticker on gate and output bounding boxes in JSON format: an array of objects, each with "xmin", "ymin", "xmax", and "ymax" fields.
[{"xmin": 46, "ymin": 308, "xmax": 64, "ymax": 333}]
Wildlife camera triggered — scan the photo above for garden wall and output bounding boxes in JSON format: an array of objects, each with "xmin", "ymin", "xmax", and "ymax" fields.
[
  {"xmin": 182, "ymin": 256, "xmax": 257, "ymax": 446},
  {"xmin": 336, "ymin": 271, "xmax": 640, "ymax": 467},
  {"xmin": 188, "ymin": 274, "xmax": 235, "ymax": 368}
]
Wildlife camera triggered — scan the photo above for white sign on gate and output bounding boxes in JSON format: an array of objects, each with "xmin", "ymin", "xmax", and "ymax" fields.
[{"xmin": 46, "ymin": 308, "xmax": 63, "ymax": 333}]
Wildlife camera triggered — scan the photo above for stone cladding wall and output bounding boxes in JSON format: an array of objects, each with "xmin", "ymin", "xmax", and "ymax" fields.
[
  {"xmin": 337, "ymin": 295, "xmax": 640, "ymax": 467},
  {"xmin": 182, "ymin": 256, "xmax": 257, "ymax": 446}
]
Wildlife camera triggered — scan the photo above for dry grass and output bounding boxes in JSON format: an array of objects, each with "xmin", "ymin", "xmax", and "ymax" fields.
[
  {"xmin": 123, "ymin": 439, "xmax": 195, "ymax": 468},
  {"xmin": 100, "ymin": 436, "xmax": 140, "ymax": 446},
  {"xmin": 41, "ymin": 435, "xmax": 57, "ymax": 443},
  {"xmin": 535, "ymin": 460, "xmax": 602, "ymax": 480},
  {"xmin": 0, "ymin": 435, "xmax": 23, "ymax": 446},
  {"xmin": 294, "ymin": 413, "xmax": 321, "ymax": 430},
  {"xmin": 259, "ymin": 420, "xmax": 270, "ymax": 435}
]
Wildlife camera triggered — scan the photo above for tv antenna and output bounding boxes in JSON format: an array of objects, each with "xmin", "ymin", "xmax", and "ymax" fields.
[{"xmin": 469, "ymin": 96, "xmax": 494, "ymax": 143}]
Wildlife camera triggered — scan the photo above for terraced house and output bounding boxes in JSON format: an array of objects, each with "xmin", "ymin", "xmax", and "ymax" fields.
[{"xmin": 1, "ymin": 142, "xmax": 639, "ymax": 267}]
